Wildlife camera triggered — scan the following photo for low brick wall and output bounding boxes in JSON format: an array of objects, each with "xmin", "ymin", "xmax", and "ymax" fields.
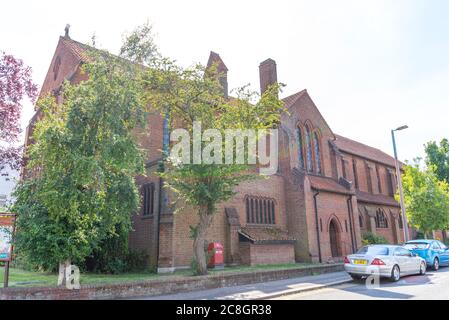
[
  {"xmin": 0, "ymin": 263, "xmax": 343, "ymax": 300},
  {"xmin": 240, "ymin": 243, "xmax": 295, "ymax": 266}
]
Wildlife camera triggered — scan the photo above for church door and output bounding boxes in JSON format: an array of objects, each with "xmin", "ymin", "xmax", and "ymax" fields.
[{"xmin": 329, "ymin": 220, "xmax": 340, "ymax": 257}]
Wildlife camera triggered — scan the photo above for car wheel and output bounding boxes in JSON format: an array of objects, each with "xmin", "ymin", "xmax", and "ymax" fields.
[
  {"xmin": 390, "ymin": 265, "xmax": 400, "ymax": 282},
  {"xmin": 432, "ymin": 258, "xmax": 439, "ymax": 271},
  {"xmin": 350, "ymin": 274, "xmax": 363, "ymax": 281},
  {"xmin": 419, "ymin": 261, "xmax": 426, "ymax": 275}
]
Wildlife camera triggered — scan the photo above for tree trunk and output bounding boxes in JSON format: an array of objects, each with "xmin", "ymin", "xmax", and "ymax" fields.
[
  {"xmin": 57, "ymin": 259, "xmax": 71, "ymax": 287},
  {"xmin": 193, "ymin": 209, "xmax": 213, "ymax": 275}
]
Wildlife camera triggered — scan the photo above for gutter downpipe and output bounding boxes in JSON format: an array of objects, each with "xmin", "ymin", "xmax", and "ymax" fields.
[
  {"xmin": 155, "ymin": 175, "xmax": 162, "ymax": 271},
  {"xmin": 313, "ymin": 191, "xmax": 322, "ymax": 263},
  {"xmin": 155, "ymin": 110, "xmax": 170, "ymax": 270}
]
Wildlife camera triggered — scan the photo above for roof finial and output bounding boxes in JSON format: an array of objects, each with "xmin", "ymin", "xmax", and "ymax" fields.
[{"xmin": 64, "ymin": 24, "xmax": 71, "ymax": 38}]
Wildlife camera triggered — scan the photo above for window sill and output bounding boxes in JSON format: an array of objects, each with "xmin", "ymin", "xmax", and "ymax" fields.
[{"xmin": 245, "ymin": 223, "xmax": 277, "ymax": 227}]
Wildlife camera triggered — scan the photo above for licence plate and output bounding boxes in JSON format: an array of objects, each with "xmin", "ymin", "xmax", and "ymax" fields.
[{"xmin": 353, "ymin": 259, "xmax": 367, "ymax": 265}]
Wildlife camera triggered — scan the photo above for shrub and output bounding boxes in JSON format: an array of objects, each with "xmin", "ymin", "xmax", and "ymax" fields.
[
  {"xmin": 83, "ymin": 236, "xmax": 150, "ymax": 274},
  {"xmin": 124, "ymin": 249, "xmax": 150, "ymax": 272},
  {"xmin": 362, "ymin": 231, "xmax": 389, "ymax": 245}
]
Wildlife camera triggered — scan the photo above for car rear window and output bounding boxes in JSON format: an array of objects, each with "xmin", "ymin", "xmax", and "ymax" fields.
[
  {"xmin": 404, "ymin": 243, "xmax": 430, "ymax": 250},
  {"xmin": 356, "ymin": 246, "xmax": 389, "ymax": 255}
]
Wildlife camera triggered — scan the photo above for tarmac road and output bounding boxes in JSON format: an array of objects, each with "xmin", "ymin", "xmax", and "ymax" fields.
[{"xmin": 272, "ymin": 266, "xmax": 449, "ymax": 300}]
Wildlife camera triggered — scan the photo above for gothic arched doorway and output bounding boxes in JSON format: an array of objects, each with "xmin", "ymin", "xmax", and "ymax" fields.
[{"xmin": 329, "ymin": 219, "xmax": 340, "ymax": 257}]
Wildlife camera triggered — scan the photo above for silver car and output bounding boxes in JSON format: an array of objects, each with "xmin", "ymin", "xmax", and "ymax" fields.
[{"xmin": 344, "ymin": 245, "xmax": 427, "ymax": 282}]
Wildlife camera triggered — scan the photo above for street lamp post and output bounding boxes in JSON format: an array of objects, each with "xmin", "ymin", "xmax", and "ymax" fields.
[{"xmin": 391, "ymin": 125, "xmax": 409, "ymax": 242}]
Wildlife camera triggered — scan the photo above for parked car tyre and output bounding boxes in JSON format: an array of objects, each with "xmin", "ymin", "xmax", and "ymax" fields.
[
  {"xmin": 350, "ymin": 274, "xmax": 363, "ymax": 281},
  {"xmin": 390, "ymin": 265, "xmax": 400, "ymax": 282},
  {"xmin": 419, "ymin": 261, "xmax": 426, "ymax": 275},
  {"xmin": 432, "ymin": 258, "xmax": 439, "ymax": 271}
]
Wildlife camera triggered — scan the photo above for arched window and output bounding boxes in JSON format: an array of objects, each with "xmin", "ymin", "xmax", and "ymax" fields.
[
  {"xmin": 305, "ymin": 125, "xmax": 313, "ymax": 172},
  {"xmin": 398, "ymin": 213, "xmax": 403, "ymax": 229},
  {"xmin": 245, "ymin": 196, "xmax": 276, "ymax": 225},
  {"xmin": 295, "ymin": 127, "xmax": 305, "ymax": 169},
  {"xmin": 359, "ymin": 214, "xmax": 364, "ymax": 228},
  {"xmin": 375, "ymin": 209, "xmax": 388, "ymax": 228},
  {"xmin": 313, "ymin": 132, "xmax": 322, "ymax": 174}
]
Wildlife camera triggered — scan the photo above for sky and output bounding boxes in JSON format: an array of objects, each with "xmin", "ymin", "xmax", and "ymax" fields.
[{"xmin": 1, "ymin": 0, "xmax": 449, "ymax": 197}]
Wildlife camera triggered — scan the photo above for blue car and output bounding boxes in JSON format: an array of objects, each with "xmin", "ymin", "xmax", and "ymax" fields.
[{"xmin": 404, "ymin": 239, "xmax": 449, "ymax": 271}]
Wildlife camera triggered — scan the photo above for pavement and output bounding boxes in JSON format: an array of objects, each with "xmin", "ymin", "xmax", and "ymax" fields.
[
  {"xmin": 138, "ymin": 266, "xmax": 449, "ymax": 300},
  {"xmin": 273, "ymin": 266, "xmax": 449, "ymax": 300},
  {"xmin": 136, "ymin": 271, "xmax": 352, "ymax": 300}
]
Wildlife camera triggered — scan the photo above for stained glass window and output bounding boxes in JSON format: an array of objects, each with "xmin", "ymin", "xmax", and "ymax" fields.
[
  {"xmin": 313, "ymin": 132, "xmax": 321, "ymax": 174},
  {"xmin": 296, "ymin": 127, "xmax": 305, "ymax": 169},
  {"xmin": 305, "ymin": 126, "xmax": 313, "ymax": 172}
]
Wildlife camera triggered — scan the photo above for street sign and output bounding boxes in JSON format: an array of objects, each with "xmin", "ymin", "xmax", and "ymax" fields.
[
  {"xmin": 0, "ymin": 213, "xmax": 16, "ymax": 288},
  {"xmin": 0, "ymin": 213, "xmax": 15, "ymax": 262}
]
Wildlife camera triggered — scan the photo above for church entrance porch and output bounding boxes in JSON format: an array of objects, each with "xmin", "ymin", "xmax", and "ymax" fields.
[{"xmin": 329, "ymin": 219, "xmax": 341, "ymax": 258}]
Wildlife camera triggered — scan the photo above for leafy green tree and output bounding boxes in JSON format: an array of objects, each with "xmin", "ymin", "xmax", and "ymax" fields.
[
  {"xmin": 119, "ymin": 21, "xmax": 158, "ymax": 65},
  {"xmin": 118, "ymin": 23, "xmax": 286, "ymax": 275},
  {"xmin": 425, "ymin": 138, "xmax": 449, "ymax": 184},
  {"xmin": 13, "ymin": 50, "xmax": 148, "ymax": 283},
  {"xmin": 400, "ymin": 159, "xmax": 449, "ymax": 238},
  {"xmin": 136, "ymin": 57, "xmax": 285, "ymax": 274}
]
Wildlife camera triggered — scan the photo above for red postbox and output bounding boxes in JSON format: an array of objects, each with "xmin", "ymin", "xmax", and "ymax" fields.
[{"xmin": 207, "ymin": 242, "xmax": 224, "ymax": 269}]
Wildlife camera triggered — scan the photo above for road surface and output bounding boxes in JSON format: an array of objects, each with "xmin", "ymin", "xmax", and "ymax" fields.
[{"xmin": 273, "ymin": 267, "xmax": 449, "ymax": 300}]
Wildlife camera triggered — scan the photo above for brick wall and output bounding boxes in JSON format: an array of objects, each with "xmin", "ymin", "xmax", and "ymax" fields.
[
  {"xmin": 239, "ymin": 242, "xmax": 295, "ymax": 266},
  {"xmin": 169, "ymin": 175, "xmax": 288, "ymax": 268},
  {"xmin": 307, "ymin": 190, "xmax": 356, "ymax": 262},
  {"xmin": 0, "ymin": 264, "xmax": 343, "ymax": 300}
]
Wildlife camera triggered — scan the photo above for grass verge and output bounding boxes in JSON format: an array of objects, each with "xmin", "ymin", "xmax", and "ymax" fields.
[{"xmin": 0, "ymin": 262, "xmax": 318, "ymax": 288}]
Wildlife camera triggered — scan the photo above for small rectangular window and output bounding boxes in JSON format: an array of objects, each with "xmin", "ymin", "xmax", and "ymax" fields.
[
  {"xmin": 366, "ymin": 164, "xmax": 373, "ymax": 193},
  {"xmin": 376, "ymin": 165, "xmax": 382, "ymax": 194},
  {"xmin": 341, "ymin": 159, "xmax": 347, "ymax": 179},
  {"xmin": 142, "ymin": 183, "xmax": 155, "ymax": 216},
  {"xmin": 387, "ymin": 171, "xmax": 395, "ymax": 196},
  {"xmin": 352, "ymin": 159, "xmax": 359, "ymax": 189}
]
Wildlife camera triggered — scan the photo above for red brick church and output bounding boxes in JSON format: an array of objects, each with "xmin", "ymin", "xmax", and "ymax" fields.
[{"xmin": 24, "ymin": 34, "xmax": 448, "ymax": 272}]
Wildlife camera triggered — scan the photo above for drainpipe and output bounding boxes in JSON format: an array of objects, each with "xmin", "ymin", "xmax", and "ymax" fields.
[
  {"xmin": 155, "ymin": 175, "xmax": 162, "ymax": 271},
  {"xmin": 347, "ymin": 196, "xmax": 356, "ymax": 253},
  {"xmin": 313, "ymin": 191, "xmax": 322, "ymax": 263},
  {"xmin": 155, "ymin": 110, "xmax": 170, "ymax": 270}
]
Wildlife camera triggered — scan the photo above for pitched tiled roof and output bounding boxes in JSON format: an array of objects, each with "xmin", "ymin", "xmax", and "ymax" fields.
[
  {"xmin": 239, "ymin": 227, "xmax": 296, "ymax": 244},
  {"xmin": 356, "ymin": 190, "xmax": 400, "ymax": 207},
  {"xmin": 334, "ymin": 134, "xmax": 399, "ymax": 168},
  {"xmin": 308, "ymin": 175, "xmax": 354, "ymax": 195},
  {"xmin": 60, "ymin": 36, "xmax": 91, "ymax": 62},
  {"xmin": 60, "ymin": 37, "xmax": 134, "ymax": 67},
  {"xmin": 282, "ymin": 89, "xmax": 307, "ymax": 108}
]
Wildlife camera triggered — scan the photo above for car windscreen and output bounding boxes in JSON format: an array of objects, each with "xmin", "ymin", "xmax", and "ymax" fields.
[
  {"xmin": 404, "ymin": 243, "xmax": 430, "ymax": 250},
  {"xmin": 356, "ymin": 246, "xmax": 389, "ymax": 255}
]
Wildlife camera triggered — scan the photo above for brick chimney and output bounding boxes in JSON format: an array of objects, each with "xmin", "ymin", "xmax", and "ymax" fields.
[
  {"xmin": 207, "ymin": 51, "xmax": 228, "ymax": 99},
  {"xmin": 259, "ymin": 58, "xmax": 277, "ymax": 96}
]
